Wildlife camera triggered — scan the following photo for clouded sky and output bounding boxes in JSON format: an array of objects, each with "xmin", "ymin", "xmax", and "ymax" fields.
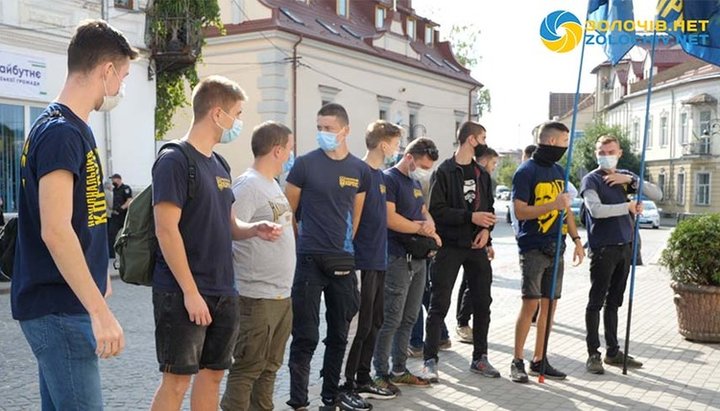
[{"xmin": 413, "ymin": 0, "xmax": 657, "ymax": 150}]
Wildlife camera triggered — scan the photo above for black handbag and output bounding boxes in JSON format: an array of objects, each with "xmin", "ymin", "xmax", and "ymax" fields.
[
  {"xmin": 313, "ymin": 254, "xmax": 355, "ymax": 276},
  {"xmin": 397, "ymin": 235, "xmax": 439, "ymax": 259}
]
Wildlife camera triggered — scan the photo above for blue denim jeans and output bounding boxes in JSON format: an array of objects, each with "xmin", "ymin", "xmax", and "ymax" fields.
[{"xmin": 20, "ymin": 313, "xmax": 102, "ymax": 411}]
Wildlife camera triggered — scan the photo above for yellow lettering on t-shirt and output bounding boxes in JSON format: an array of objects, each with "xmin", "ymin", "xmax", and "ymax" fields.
[
  {"xmin": 380, "ymin": 184, "xmax": 386, "ymax": 194},
  {"xmin": 216, "ymin": 177, "xmax": 231, "ymax": 190},
  {"xmin": 414, "ymin": 188, "xmax": 423, "ymax": 198},
  {"xmin": 339, "ymin": 176, "xmax": 360, "ymax": 188},
  {"xmin": 85, "ymin": 149, "xmax": 107, "ymax": 227}
]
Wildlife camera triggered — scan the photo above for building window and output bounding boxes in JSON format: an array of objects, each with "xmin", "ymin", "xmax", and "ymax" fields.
[
  {"xmin": 114, "ymin": 0, "xmax": 133, "ymax": 9},
  {"xmin": 377, "ymin": 95, "xmax": 394, "ymax": 123},
  {"xmin": 375, "ymin": 6, "xmax": 386, "ymax": 29},
  {"xmin": 658, "ymin": 173, "xmax": 666, "ymax": 203},
  {"xmin": 646, "ymin": 116, "xmax": 653, "ymax": 148},
  {"xmin": 680, "ymin": 112, "xmax": 688, "ymax": 145},
  {"xmin": 660, "ymin": 116, "xmax": 668, "ymax": 146},
  {"xmin": 337, "ymin": 0, "xmax": 348, "ymax": 17},
  {"xmin": 632, "ymin": 121, "xmax": 640, "ymax": 150},
  {"xmin": 409, "ymin": 113, "xmax": 417, "ymax": 140},
  {"xmin": 696, "ymin": 172, "xmax": 711, "ymax": 205},
  {"xmin": 0, "ymin": 103, "xmax": 44, "ymax": 213},
  {"xmin": 699, "ymin": 110, "xmax": 712, "ymax": 134},
  {"xmin": 406, "ymin": 18, "xmax": 416, "ymax": 40},
  {"xmin": 425, "ymin": 25, "xmax": 434, "ymax": 45},
  {"xmin": 676, "ymin": 173, "xmax": 685, "ymax": 205},
  {"xmin": 321, "ymin": 99, "xmax": 331, "ymax": 107},
  {"xmin": 379, "ymin": 109, "xmax": 387, "ymax": 120}
]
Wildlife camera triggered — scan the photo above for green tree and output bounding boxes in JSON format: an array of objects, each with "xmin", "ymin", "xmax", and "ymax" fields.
[
  {"xmin": 447, "ymin": 24, "xmax": 491, "ymax": 117},
  {"xmin": 562, "ymin": 121, "xmax": 642, "ymax": 187},
  {"xmin": 496, "ymin": 157, "xmax": 518, "ymax": 188}
]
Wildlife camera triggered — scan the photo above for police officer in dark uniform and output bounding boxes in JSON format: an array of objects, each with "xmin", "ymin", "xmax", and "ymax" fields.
[{"xmin": 108, "ymin": 173, "xmax": 132, "ymax": 258}]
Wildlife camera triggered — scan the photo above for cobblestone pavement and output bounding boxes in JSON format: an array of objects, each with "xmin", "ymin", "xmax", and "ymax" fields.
[{"xmin": 2, "ymin": 204, "xmax": 718, "ymax": 410}]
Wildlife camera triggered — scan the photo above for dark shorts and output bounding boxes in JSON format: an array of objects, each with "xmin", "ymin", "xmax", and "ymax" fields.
[
  {"xmin": 153, "ymin": 291, "xmax": 240, "ymax": 375},
  {"xmin": 519, "ymin": 249, "xmax": 564, "ymax": 299}
]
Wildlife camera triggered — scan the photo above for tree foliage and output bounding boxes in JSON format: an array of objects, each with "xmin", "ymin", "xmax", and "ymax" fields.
[
  {"xmin": 447, "ymin": 24, "xmax": 491, "ymax": 117},
  {"xmin": 496, "ymin": 157, "xmax": 518, "ymax": 188},
  {"xmin": 149, "ymin": 0, "xmax": 224, "ymax": 139}
]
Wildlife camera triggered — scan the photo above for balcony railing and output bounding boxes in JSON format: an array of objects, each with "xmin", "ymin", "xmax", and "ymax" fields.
[
  {"xmin": 682, "ymin": 139, "xmax": 712, "ymax": 156},
  {"xmin": 146, "ymin": 16, "xmax": 203, "ymax": 72}
]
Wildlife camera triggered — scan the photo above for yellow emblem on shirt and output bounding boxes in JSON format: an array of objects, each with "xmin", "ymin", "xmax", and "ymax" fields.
[
  {"xmin": 216, "ymin": 176, "xmax": 231, "ymax": 190},
  {"xmin": 339, "ymin": 176, "xmax": 360, "ymax": 188}
]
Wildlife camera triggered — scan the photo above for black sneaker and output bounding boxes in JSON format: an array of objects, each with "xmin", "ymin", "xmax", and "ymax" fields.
[
  {"xmin": 357, "ymin": 380, "xmax": 396, "ymax": 400},
  {"xmin": 337, "ymin": 391, "xmax": 373, "ymax": 411},
  {"xmin": 586, "ymin": 353, "xmax": 604, "ymax": 374},
  {"xmin": 373, "ymin": 375, "xmax": 401, "ymax": 396},
  {"xmin": 528, "ymin": 358, "xmax": 567, "ymax": 380},
  {"xmin": 510, "ymin": 359, "xmax": 529, "ymax": 383},
  {"xmin": 604, "ymin": 350, "xmax": 643, "ymax": 368}
]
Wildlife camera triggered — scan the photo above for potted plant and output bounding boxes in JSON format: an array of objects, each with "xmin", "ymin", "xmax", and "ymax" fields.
[{"xmin": 660, "ymin": 213, "xmax": 720, "ymax": 342}]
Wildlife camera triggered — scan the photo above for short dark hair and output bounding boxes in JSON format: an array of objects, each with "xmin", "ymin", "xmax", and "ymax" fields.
[
  {"xmin": 317, "ymin": 103, "xmax": 349, "ymax": 126},
  {"xmin": 366, "ymin": 120, "xmax": 402, "ymax": 149},
  {"xmin": 192, "ymin": 75, "xmax": 248, "ymax": 119},
  {"xmin": 110, "ymin": 173, "xmax": 122, "ymax": 180},
  {"xmin": 457, "ymin": 121, "xmax": 486, "ymax": 145},
  {"xmin": 479, "ymin": 147, "xmax": 499, "ymax": 159},
  {"xmin": 524, "ymin": 144, "xmax": 537, "ymax": 159},
  {"xmin": 251, "ymin": 121, "xmax": 292, "ymax": 157},
  {"xmin": 67, "ymin": 20, "xmax": 138, "ymax": 73},
  {"xmin": 538, "ymin": 121, "xmax": 569, "ymax": 143},
  {"xmin": 405, "ymin": 137, "xmax": 439, "ymax": 161}
]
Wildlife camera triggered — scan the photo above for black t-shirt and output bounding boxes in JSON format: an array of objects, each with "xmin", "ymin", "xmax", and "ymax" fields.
[
  {"xmin": 462, "ymin": 163, "xmax": 478, "ymax": 211},
  {"xmin": 12, "ymin": 102, "xmax": 109, "ymax": 320},
  {"xmin": 112, "ymin": 183, "xmax": 132, "ymax": 212},
  {"xmin": 152, "ymin": 143, "xmax": 236, "ymax": 296}
]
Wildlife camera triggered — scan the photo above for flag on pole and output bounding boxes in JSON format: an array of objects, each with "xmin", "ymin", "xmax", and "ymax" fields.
[
  {"xmin": 588, "ymin": 0, "xmax": 636, "ymax": 65},
  {"xmin": 657, "ymin": 0, "xmax": 720, "ymax": 66}
]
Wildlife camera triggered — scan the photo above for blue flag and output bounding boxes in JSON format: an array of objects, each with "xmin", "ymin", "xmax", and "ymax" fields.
[
  {"xmin": 657, "ymin": 0, "xmax": 720, "ymax": 66},
  {"xmin": 588, "ymin": 0, "xmax": 636, "ymax": 65}
]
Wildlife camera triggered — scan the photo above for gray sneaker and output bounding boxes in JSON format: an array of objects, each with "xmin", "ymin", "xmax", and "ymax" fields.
[
  {"xmin": 422, "ymin": 358, "xmax": 439, "ymax": 383},
  {"xmin": 586, "ymin": 353, "xmax": 604, "ymax": 374},
  {"xmin": 470, "ymin": 354, "xmax": 501, "ymax": 378},
  {"xmin": 604, "ymin": 350, "xmax": 643, "ymax": 368},
  {"xmin": 510, "ymin": 359, "xmax": 529, "ymax": 383}
]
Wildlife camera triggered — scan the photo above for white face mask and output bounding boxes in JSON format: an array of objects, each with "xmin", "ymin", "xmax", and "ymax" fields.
[
  {"xmin": 410, "ymin": 167, "xmax": 431, "ymax": 182},
  {"xmin": 597, "ymin": 155, "xmax": 619, "ymax": 170},
  {"xmin": 97, "ymin": 65, "xmax": 125, "ymax": 112}
]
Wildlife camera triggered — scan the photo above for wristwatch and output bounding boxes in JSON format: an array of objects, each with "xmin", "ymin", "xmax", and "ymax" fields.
[
  {"xmin": 572, "ymin": 236, "xmax": 582, "ymax": 243},
  {"xmin": 630, "ymin": 176, "xmax": 638, "ymax": 190}
]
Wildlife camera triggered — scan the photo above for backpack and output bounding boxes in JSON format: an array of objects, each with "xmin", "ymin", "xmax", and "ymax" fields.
[
  {"xmin": 113, "ymin": 141, "xmax": 230, "ymax": 286},
  {"xmin": 0, "ymin": 217, "xmax": 18, "ymax": 281}
]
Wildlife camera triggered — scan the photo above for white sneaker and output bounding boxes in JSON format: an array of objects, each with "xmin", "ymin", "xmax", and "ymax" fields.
[
  {"xmin": 422, "ymin": 358, "xmax": 439, "ymax": 383},
  {"xmin": 455, "ymin": 325, "xmax": 473, "ymax": 343}
]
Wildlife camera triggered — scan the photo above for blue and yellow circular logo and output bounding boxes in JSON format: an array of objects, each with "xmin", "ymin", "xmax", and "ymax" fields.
[{"xmin": 540, "ymin": 10, "xmax": 583, "ymax": 53}]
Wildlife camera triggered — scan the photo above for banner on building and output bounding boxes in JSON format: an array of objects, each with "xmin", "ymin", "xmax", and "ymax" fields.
[{"xmin": 0, "ymin": 50, "xmax": 47, "ymax": 101}]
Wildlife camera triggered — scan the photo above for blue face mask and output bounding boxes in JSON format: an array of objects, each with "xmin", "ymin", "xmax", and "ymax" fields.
[
  {"xmin": 283, "ymin": 152, "xmax": 295, "ymax": 174},
  {"xmin": 217, "ymin": 111, "xmax": 243, "ymax": 144},
  {"xmin": 317, "ymin": 131, "xmax": 339, "ymax": 151}
]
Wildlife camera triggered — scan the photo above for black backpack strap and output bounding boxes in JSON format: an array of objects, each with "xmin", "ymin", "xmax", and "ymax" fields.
[
  {"xmin": 213, "ymin": 152, "xmax": 231, "ymax": 176},
  {"xmin": 155, "ymin": 140, "xmax": 198, "ymax": 200}
]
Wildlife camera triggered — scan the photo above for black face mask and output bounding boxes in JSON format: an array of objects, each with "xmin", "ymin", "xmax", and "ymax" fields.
[
  {"xmin": 474, "ymin": 143, "xmax": 488, "ymax": 158},
  {"xmin": 532, "ymin": 144, "xmax": 567, "ymax": 166}
]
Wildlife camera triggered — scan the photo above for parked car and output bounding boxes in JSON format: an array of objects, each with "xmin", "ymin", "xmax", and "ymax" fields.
[
  {"xmin": 495, "ymin": 185, "xmax": 510, "ymax": 199},
  {"xmin": 638, "ymin": 200, "xmax": 661, "ymax": 229},
  {"xmin": 570, "ymin": 197, "xmax": 583, "ymax": 216}
]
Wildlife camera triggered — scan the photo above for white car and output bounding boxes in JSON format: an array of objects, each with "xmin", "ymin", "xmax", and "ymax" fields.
[{"xmin": 638, "ymin": 200, "xmax": 661, "ymax": 229}]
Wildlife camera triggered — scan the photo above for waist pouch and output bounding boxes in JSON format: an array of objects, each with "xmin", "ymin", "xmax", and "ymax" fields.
[
  {"xmin": 397, "ymin": 235, "xmax": 440, "ymax": 259},
  {"xmin": 313, "ymin": 254, "xmax": 355, "ymax": 276},
  {"xmin": 540, "ymin": 239, "xmax": 566, "ymax": 258}
]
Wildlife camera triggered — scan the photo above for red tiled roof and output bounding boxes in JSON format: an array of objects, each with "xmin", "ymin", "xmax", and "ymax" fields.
[{"xmin": 206, "ymin": 0, "xmax": 481, "ymax": 87}]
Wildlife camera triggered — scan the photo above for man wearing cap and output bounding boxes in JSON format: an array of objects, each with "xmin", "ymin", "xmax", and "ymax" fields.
[{"xmin": 108, "ymin": 173, "xmax": 132, "ymax": 258}]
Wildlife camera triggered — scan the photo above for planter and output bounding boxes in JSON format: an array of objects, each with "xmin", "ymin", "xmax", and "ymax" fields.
[{"xmin": 671, "ymin": 281, "xmax": 720, "ymax": 342}]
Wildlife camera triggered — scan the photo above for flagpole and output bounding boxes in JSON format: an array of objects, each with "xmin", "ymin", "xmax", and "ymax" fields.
[
  {"xmin": 539, "ymin": 10, "xmax": 589, "ymax": 383},
  {"xmin": 623, "ymin": 27, "xmax": 657, "ymax": 375}
]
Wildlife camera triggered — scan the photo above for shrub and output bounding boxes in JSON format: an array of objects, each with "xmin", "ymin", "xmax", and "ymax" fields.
[{"xmin": 660, "ymin": 214, "xmax": 720, "ymax": 286}]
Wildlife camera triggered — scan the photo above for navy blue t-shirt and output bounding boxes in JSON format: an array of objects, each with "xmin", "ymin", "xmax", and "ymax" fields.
[
  {"xmin": 512, "ymin": 159, "xmax": 568, "ymax": 253},
  {"xmin": 385, "ymin": 167, "xmax": 426, "ymax": 257},
  {"xmin": 11, "ymin": 103, "xmax": 109, "ymax": 320},
  {"xmin": 581, "ymin": 169, "xmax": 635, "ymax": 249},
  {"xmin": 152, "ymin": 143, "xmax": 236, "ymax": 296},
  {"xmin": 353, "ymin": 167, "xmax": 388, "ymax": 271},
  {"xmin": 286, "ymin": 149, "xmax": 370, "ymax": 255}
]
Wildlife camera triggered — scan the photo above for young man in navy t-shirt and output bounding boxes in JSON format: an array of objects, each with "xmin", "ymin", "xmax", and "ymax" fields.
[
  {"xmin": 373, "ymin": 137, "xmax": 441, "ymax": 391},
  {"xmin": 285, "ymin": 103, "xmax": 372, "ymax": 411},
  {"xmin": 510, "ymin": 121, "xmax": 585, "ymax": 383},
  {"xmin": 150, "ymin": 76, "xmax": 282, "ymax": 411},
  {"xmin": 11, "ymin": 20, "xmax": 137, "ymax": 409},
  {"xmin": 582, "ymin": 135, "xmax": 661, "ymax": 374},
  {"xmin": 342, "ymin": 121, "xmax": 401, "ymax": 400}
]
